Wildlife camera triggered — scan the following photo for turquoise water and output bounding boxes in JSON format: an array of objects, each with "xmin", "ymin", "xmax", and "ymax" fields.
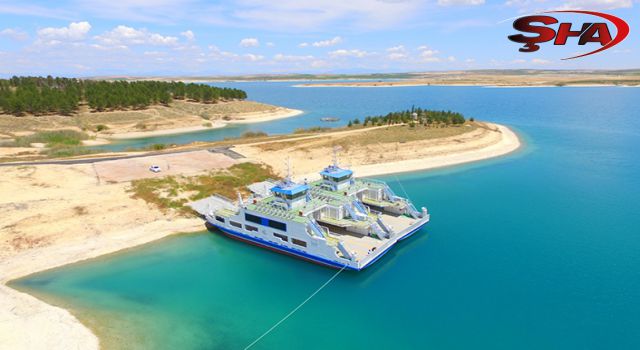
[{"xmin": 14, "ymin": 85, "xmax": 640, "ymax": 349}]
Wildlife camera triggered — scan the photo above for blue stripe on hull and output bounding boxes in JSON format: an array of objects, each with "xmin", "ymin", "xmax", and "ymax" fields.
[
  {"xmin": 359, "ymin": 221, "xmax": 427, "ymax": 269},
  {"xmin": 397, "ymin": 219, "xmax": 428, "ymax": 241},
  {"xmin": 210, "ymin": 217, "xmax": 428, "ymax": 271}
]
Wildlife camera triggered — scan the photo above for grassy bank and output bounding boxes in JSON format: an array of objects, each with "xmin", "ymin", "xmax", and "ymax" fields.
[
  {"xmin": 10, "ymin": 130, "xmax": 89, "ymax": 147},
  {"xmin": 256, "ymin": 122, "xmax": 476, "ymax": 152},
  {"xmin": 129, "ymin": 162, "xmax": 278, "ymax": 214}
]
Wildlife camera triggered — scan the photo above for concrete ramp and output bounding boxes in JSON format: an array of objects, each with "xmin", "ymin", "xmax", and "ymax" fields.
[
  {"xmin": 189, "ymin": 195, "xmax": 237, "ymax": 217},
  {"xmin": 94, "ymin": 150, "xmax": 236, "ymax": 183}
]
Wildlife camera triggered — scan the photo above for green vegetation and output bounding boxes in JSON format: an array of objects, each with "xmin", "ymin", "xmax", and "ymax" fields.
[
  {"xmin": 44, "ymin": 146, "xmax": 99, "ymax": 158},
  {"xmin": 354, "ymin": 107, "xmax": 466, "ymax": 127},
  {"xmin": 293, "ymin": 126, "xmax": 331, "ymax": 134},
  {"xmin": 129, "ymin": 162, "xmax": 278, "ymax": 213},
  {"xmin": 11, "ymin": 130, "xmax": 89, "ymax": 147},
  {"xmin": 0, "ymin": 76, "xmax": 247, "ymax": 116},
  {"xmin": 240, "ymin": 131, "xmax": 268, "ymax": 138},
  {"xmin": 0, "ymin": 129, "xmax": 101, "ymax": 159}
]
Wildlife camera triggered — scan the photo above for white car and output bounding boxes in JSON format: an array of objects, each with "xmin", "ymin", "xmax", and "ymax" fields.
[{"xmin": 149, "ymin": 165, "xmax": 161, "ymax": 173}]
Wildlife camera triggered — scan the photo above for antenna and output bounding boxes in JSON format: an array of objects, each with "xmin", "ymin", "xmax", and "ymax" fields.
[
  {"xmin": 332, "ymin": 145, "xmax": 342, "ymax": 167},
  {"xmin": 284, "ymin": 156, "xmax": 292, "ymax": 182},
  {"xmin": 237, "ymin": 191, "xmax": 244, "ymax": 206}
]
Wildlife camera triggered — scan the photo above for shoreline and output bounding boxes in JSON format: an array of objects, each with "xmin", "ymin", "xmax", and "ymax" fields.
[
  {"xmin": 295, "ymin": 83, "xmax": 638, "ymax": 88},
  {"xmin": 349, "ymin": 124, "xmax": 520, "ymax": 178},
  {"xmin": 105, "ymin": 108, "xmax": 303, "ymax": 140},
  {"xmin": 0, "ymin": 122, "xmax": 521, "ymax": 350},
  {"xmin": 0, "ymin": 218, "xmax": 204, "ymax": 350}
]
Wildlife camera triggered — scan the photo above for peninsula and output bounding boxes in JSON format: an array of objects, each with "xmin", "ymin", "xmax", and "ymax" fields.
[{"xmin": 0, "ymin": 77, "xmax": 302, "ymax": 161}]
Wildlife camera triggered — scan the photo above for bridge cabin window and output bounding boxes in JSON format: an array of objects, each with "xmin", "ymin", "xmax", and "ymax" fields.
[
  {"xmin": 268, "ymin": 220, "xmax": 287, "ymax": 231},
  {"xmin": 273, "ymin": 190, "xmax": 307, "ymax": 200},
  {"xmin": 322, "ymin": 173, "xmax": 352, "ymax": 182},
  {"xmin": 245, "ymin": 213, "xmax": 287, "ymax": 232}
]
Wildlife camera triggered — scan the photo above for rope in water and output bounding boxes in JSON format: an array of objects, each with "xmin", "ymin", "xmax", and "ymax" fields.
[
  {"xmin": 392, "ymin": 172, "xmax": 412, "ymax": 202},
  {"xmin": 246, "ymin": 148, "xmax": 413, "ymax": 349},
  {"xmin": 243, "ymin": 264, "xmax": 348, "ymax": 350},
  {"xmin": 376, "ymin": 141, "xmax": 414, "ymax": 202}
]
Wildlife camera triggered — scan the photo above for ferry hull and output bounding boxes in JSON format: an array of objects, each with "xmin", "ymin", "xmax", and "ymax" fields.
[
  {"xmin": 210, "ymin": 223, "xmax": 357, "ymax": 270},
  {"xmin": 208, "ymin": 218, "xmax": 429, "ymax": 271}
]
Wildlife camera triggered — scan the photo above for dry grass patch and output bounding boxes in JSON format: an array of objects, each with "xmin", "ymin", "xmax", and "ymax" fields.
[
  {"xmin": 0, "ymin": 100, "xmax": 284, "ymax": 135},
  {"xmin": 255, "ymin": 123, "xmax": 476, "ymax": 152},
  {"xmin": 128, "ymin": 162, "xmax": 278, "ymax": 214}
]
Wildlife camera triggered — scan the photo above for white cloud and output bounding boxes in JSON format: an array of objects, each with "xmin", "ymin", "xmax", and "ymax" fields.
[
  {"xmin": 310, "ymin": 60, "xmax": 330, "ymax": 68},
  {"xmin": 180, "ymin": 30, "xmax": 195, "ymax": 41},
  {"xmin": 386, "ymin": 45, "xmax": 408, "ymax": 60},
  {"xmin": 0, "ymin": 28, "xmax": 28, "ymax": 41},
  {"xmin": 244, "ymin": 53, "xmax": 264, "ymax": 61},
  {"xmin": 438, "ymin": 0, "xmax": 485, "ymax": 6},
  {"xmin": 149, "ymin": 33, "xmax": 178, "ymax": 45},
  {"xmin": 531, "ymin": 58, "xmax": 550, "ymax": 64},
  {"xmin": 312, "ymin": 36, "xmax": 342, "ymax": 47},
  {"xmin": 94, "ymin": 25, "xmax": 178, "ymax": 47},
  {"xmin": 388, "ymin": 52, "xmax": 408, "ymax": 60},
  {"xmin": 239, "ymin": 38, "xmax": 259, "ymax": 47},
  {"xmin": 274, "ymin": 53, "xmax": 314, "ymax": 61},
  {"xmin": 208, "ymin": 45, "xmax": 240, "ymax": 59},
  {"xmin": 266, "ymin": 42, "xmax": 275, "ymax": 47},
  {"xmin": 419, "ymin": 48, "xmax": 440, "ymax": 62},
  {"xmin": 223, "ymin": 0, "xmax": 423, "ymax": 31},
  {"xmin": 37, "ymin": 21, "xmax": 92, "ymax": 44},
  {"xmin": 386, "ymin": 45, "xmax": 406, "ymax": 53},
  {"xmin": 328, "ymin": 49, "xmax": 368, "ymax": 58},
  {"xmin": 300, "ymin": 37, "xmax": 342, "ymax": 48}
]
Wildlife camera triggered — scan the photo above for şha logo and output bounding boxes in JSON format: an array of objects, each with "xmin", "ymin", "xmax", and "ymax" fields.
[{"xmin": 508, "ymin": 10, "xmax": 629, "ymax": 60}]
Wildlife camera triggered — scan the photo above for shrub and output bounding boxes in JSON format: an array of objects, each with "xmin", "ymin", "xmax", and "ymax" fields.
[{"xmin": 241, "ymin": 131, "xmax": 268, "ymax": 138}]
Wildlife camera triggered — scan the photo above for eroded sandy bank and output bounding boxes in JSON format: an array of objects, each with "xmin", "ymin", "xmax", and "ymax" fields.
[{"xmin": 106, "ymin": 107, "xmax": 303, "ymax": 140}]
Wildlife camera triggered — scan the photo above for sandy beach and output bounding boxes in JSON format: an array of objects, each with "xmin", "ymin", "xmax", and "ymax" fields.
[
  {"xmin": 106, "ymin": 122, "xmax": 227, "ymax": 139},
  {"xmin": 234, "ymin": 122, "xmax": 520, "ymax": 180},
  {"xmin": 0, "ymin": 122, "xmax": 520, "ymax": 350},
  {"xmin": 105, "ymin": 107, "xmax": 303, "ymax": 140}
]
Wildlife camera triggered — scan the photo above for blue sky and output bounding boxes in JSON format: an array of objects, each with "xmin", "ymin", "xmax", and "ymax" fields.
[{"xmin": 0, "ymin": 0, "xmax": 637, "ymax": 76}]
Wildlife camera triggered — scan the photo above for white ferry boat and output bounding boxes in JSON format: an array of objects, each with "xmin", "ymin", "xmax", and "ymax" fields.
[{"xmin": 196, "ymin": 162, "xmax": 430, "ymax": 271}]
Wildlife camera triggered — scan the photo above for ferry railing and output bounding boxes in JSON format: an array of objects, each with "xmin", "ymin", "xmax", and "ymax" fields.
[
  {"xmin": 352, "ymin": 200, "xmax": 369, "ymax": 215},
  {"xmin": 336, "ymin": 241, "xmax": 354, "ymax": 260},
  {"xmin": 406, "ymin": 202, "xmax": 422, "ymax": 219},
  {"xmin": 345, "ymin": 203, "xmax": 367, "ymax": 221},
  {"xmin": 370, "ymin": 221, "xmax": 388, "ymax": 239},
  {"xmin": 376, "ymin": 216, "xmax": 392, "ymax": 236},
  {"xmin": 307, "ymin": 218, "xmax": 327, "ymax": 239}
]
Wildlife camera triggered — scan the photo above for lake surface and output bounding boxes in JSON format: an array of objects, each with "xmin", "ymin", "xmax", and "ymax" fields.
[{"xmin": 14, "ymin": 84, "xmax": 640, "ymax": 349}]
